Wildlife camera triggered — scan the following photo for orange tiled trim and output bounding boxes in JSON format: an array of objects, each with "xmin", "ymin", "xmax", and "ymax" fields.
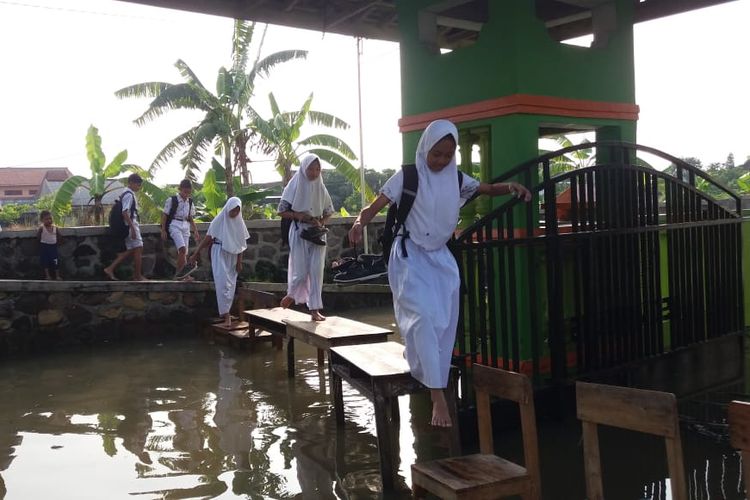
[{"xmin": 399, "ymin": 94, "xmax": 639, "ymax": 132}]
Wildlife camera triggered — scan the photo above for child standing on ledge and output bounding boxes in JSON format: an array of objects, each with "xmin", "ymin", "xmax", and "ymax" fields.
[
  {"xmin": 188, "ymin": 197, "xmax": 248, "ymax": 327},
  {"xmin": 348, "ymin": 119, "xmax": 532, "ymax": 428},
  {"xmin": 38, "ymin": 210, "xmax": 62, "ymax": 280}
]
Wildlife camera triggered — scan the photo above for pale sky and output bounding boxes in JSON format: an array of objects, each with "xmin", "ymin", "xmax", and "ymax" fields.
[{"xmin": 0, "ymin": 0, "xmax": 748, "ymax": 186}]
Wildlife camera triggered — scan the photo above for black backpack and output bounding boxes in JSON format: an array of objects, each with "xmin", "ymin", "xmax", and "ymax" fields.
[
  {"xmin": 281, "ymin": 217, "xmax": 293, "ymax": 247},
  {"xmin": 378, "ymin": 164, "xmax": 464, "ymax": 258},
  {"xmin": 164, "ymin": 195, "xmax": 193, "ymax": 238},
  {"xmin": 108, "ymin": 191, "xmax": 137, "ymax": 239}
]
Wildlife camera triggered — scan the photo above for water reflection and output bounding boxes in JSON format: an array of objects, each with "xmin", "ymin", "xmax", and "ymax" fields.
[{"xmin": 0, "ymin": 307, "xmax": 746, "ymax": 499}]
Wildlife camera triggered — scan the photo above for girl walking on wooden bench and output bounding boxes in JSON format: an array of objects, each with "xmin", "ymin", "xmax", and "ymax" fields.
[
  {"xmin": 348, "ymin": 119, "xmax": 531, "ymax": 427},
  {"xmin": 278, "ymin": 154, "xmax": 334, "ymax": 322}
]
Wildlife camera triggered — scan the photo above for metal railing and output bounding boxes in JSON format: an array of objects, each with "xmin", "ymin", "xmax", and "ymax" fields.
[{"xmin": 452, "ymin": 142, "xmax": 744, "ymax": 391}]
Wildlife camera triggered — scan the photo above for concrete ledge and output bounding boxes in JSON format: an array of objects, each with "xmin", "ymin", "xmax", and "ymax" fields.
[
  {"xmin": 0, "ymin": 279, "xmax": 391, "ymax": 295},
  {"xmin": 0, "ymin": 215, "xmax": 386, "ymax": 239},
  {"xmin": 240, "ymin": 282, "xmax": 392, "ymax": 295}
]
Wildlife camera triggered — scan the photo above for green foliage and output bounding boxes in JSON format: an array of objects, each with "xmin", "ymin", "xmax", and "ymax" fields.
[
  {"xmin": 247, "ymin": 91, "xmax": 375, "ymax": 200},
  {"xmin": 324, "ymin": 168, "xmax": 394, "ymax": 213},
  {"xmin": 192, "ymin": 159, "xmax": 277, "ymax": 220},
  {"xmin": 33, "ymin": 193, "xmax": 55, "ymax": 212},
  {"xmin": 52, "ymin": 125, "xmax": 165, "ymax": 225},
  {"xmin": 0, "ymin": 203, "xmax": 28, "ymax": 226},
  {"xmin": 116, "ymin": 19, "xmax": 307, "ymax": 196}
]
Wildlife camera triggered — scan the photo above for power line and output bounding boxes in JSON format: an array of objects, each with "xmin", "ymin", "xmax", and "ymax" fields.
[
  {"xmin": 1, "ymin": 153, "xmax": 81, "ymax": 168},
  {"xmin": 0, "ymin": 0, "xmax": 169, "ymax": 22}
]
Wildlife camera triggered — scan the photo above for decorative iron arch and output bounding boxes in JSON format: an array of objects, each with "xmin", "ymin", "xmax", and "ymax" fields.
[{"xmin": 451, "ymin": 142, "xmax": 743, "ymax": 390}]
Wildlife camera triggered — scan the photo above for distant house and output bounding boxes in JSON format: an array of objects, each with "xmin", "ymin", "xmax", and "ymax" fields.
[{"xmin": 0, "ymin": 167, "xmax": 72, "ymax": 205}]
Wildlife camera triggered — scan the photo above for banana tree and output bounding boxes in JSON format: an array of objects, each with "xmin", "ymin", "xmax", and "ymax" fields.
[
  {"xmin": 115, "ymin": 20, "xmax": 307, "ymax": 196},
  {"xmin": 194, "ymin": 159, "xmax": 277, "ymax": 219},
  {"xmin": 52, "ymin": 125, "xmax": 162, "ymax": 225},
  {"xmin": 248, "ymin": 92, "xmax": 375, "ymax": 201}
]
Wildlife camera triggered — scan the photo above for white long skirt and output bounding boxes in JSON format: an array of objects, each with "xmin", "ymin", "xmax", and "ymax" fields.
[
  {"xmin": 211, "ymin": 244, "xmax": 239, "ymax": 316},
  {"xmin": 389, "ymin": 237, "xmax": 460, "ymax": 389},
  {"xmin": 286, "ymin": 221, "xmax": 326, "ymax": 310}
]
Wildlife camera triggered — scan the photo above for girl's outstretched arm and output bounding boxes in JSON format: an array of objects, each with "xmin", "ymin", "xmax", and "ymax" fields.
[
  {"xmin": 477, "ymin": 181, "xmax": 532, "ymax": 201},
  {"xmin": 348, "ymin": 193, "xmax": 391, "ymax": 246}
]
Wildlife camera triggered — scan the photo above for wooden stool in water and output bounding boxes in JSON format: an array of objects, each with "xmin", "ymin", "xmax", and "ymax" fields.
[
  {"xmin": 330, "ymin": 341, "xmax": 460, "ymax": 491},
  {"xmin": 576, "ymin": 382, "xmax": 687, "ymax": 500},
  {"xmin": 728, "ymin": 400, "xmax": 750, "ymax": 499},
  {"xmin": 411, "ymin": 364, "xmax": 541, "ymax": 499}
]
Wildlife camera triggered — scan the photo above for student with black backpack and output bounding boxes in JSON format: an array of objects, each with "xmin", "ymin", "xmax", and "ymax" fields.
[
  {"xmin": 104, "ymin": 173, "xmax": 148, "ymax": 281},
  {"xmin": 348, "ymin": 119, "xmax": 531, "ymax": 428},
  {"xmin": 161, "ymin": 179, "xmax": 200, "ymax": 280}
]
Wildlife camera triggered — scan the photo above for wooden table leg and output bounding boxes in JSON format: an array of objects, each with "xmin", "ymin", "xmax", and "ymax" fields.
[
  {"xmin": 287, "ymin": 337, "xmax": 295, "ymax": 378},
  {"xmin": 373, "ymin": 382, "xmax": 395, "ymax": 491},
  {"xmin": 332, "ymin": 362, "xmax": 345, "ymax": 428},
  {"xmin": 317, "ymin": 348, "xmax": 325, "ymax": 368}
]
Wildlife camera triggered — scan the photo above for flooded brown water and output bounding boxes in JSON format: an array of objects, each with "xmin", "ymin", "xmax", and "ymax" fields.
[{"xmin": 0, "ymin": 306, "xmax": 744, "ymax": 499}]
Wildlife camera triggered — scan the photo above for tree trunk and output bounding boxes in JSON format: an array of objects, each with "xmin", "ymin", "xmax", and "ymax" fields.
[
  {"xmin": 224, "ymin": 150, "xmax": 234, "ymax": 197},
  {"xmin": 234, "ymin": 133, "xmax": 250, "ymax": 187},
  {"xmin": 93, "ymin": 197, "xmax": 104, "ymax": 226},
  {"xmin": 282, "ymin": 160, "xmax": 293, "ymax": 187}
]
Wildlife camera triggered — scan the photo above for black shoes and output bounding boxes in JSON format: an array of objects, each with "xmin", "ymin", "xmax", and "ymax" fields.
[{"xmin": 333, "ymin": 255, "xmax": 388, "ymax": 284}]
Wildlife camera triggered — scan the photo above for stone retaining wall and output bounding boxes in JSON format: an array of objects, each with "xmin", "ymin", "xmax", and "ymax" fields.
[
  {"xmin": 0, "ymin": 216, "xmax": 385, "ymax": 281},
  {"xmin": 0, "ymin": 280, "xmax": 392, "ymax": 356}
]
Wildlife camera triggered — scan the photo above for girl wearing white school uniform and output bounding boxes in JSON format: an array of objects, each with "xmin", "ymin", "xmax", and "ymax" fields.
[
  {"xmin": 348, "ymin": 119, "xmax": 532, "ymax": 427},
  {"xmin": 278, "ymin": 154, "xmax": 334, "ymax": 322},
  {"xmin": 188, "ymin": 197, "xmax": 249, "ymax": 327}
]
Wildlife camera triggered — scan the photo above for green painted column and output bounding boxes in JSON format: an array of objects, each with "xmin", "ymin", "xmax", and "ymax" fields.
[{"xmin": 458, "ymin": 129, "xmax": 476, "ymax": 226}]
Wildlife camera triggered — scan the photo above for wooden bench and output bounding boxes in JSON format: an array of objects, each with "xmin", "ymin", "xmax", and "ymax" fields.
[
  {"xmin": 284, "ymin": 317, "xmax": 392, "ymax": 378},
  {"xmin": 329, "ymin": 341, "xmax": 461, "ymax": 491},
  {"xmin": 209, "ymin": 290, "xmax": 283, "ymax": 348}
]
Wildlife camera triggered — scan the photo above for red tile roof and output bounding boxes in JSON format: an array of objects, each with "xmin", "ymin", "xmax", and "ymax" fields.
[{"xmin": 0, "ymin": 168, "xmax": 72, "ymax": 187}]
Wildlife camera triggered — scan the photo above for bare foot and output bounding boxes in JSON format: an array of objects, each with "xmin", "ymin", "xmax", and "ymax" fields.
[
  {"xmin": 430, "ymin": 389, "xmax": 452, "ymax": 427},
  {"xmin": 103, "ymin": 268, "xmax": 119, "ymax": 281},
  {"xmin": 280, "ymin": 295, "xmax": 294, "ymax": 309},
  {"xmin": 133, "ymin": 276, "xmax": 150, "ymax": 281},
  {"xmin": 311, "ymin": 311, "xmax": 326, "ymax": 321}
]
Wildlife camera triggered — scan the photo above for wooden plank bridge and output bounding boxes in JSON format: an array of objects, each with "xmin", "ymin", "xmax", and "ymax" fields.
[{"xmin": 207, "ymin": 292, "xmax": 460, "ymax": 491}]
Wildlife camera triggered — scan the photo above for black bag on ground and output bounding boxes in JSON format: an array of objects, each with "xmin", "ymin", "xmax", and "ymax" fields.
[{"xmin": 109, "ymin": 191, "xmax": 137, "ymax": 240}]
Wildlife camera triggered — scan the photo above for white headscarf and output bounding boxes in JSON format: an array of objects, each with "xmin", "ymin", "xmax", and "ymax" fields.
[
  {"xmin": 405, "ymin": 119, "xmax": 461, "ymax": 251},
  {"xmin": 207, "ymin": 197, "xmax": 249, "ymax": 254},
  {"xmin": 280, "ymin": 154, "xmax": 333, "ymax": 218}
]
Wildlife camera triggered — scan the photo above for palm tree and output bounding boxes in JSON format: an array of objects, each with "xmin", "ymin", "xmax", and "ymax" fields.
[
  {"xmin": 52, "ymin": 125, "xmax": 162, "ymax": 225},
  {"xmin": 114, "ymin": 20, "xmax": 306, "ymax": 196},
  {"xmin": 249, "ymin": 92, "xmax": 375, "ymax": 200}
]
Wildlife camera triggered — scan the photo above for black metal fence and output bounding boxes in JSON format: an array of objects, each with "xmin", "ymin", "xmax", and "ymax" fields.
[{"xmin": 452, "ymin": 142, "xmax": 744, "ymax": 390}]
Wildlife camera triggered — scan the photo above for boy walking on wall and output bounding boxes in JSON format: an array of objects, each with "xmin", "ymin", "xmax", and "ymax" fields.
[
  {"xmin": 161, "ymin": 179, "xmax": 200, "ymax": 280},
  {"xmin": 104, "ymin": 173, "xmax": 148, "ymax": 281}
]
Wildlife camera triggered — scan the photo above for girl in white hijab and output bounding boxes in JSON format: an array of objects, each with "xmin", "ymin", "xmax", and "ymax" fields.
[
  {"xmin": 188, "ymin": 197, "xmax": 249, "ymax": 327},
  {"xmin": 278, "ymin": 154, "xmax": 334, "ymax": 321},
  {"xmin": 347, "ymin": 119, "xmax": 532, "ymax": 427}
]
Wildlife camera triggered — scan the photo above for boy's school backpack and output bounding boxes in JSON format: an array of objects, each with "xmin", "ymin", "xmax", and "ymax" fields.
[
  {"xmin": 378, "ymin": 163, "xmax": 464, "ymax": 258},
  {"xmin": 108, "ymin": 191, "xmax": 137, "ymax": 240},
  {"xmin": 164, "ymin": 195, "xmax": 193, "ymax": 239}
]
